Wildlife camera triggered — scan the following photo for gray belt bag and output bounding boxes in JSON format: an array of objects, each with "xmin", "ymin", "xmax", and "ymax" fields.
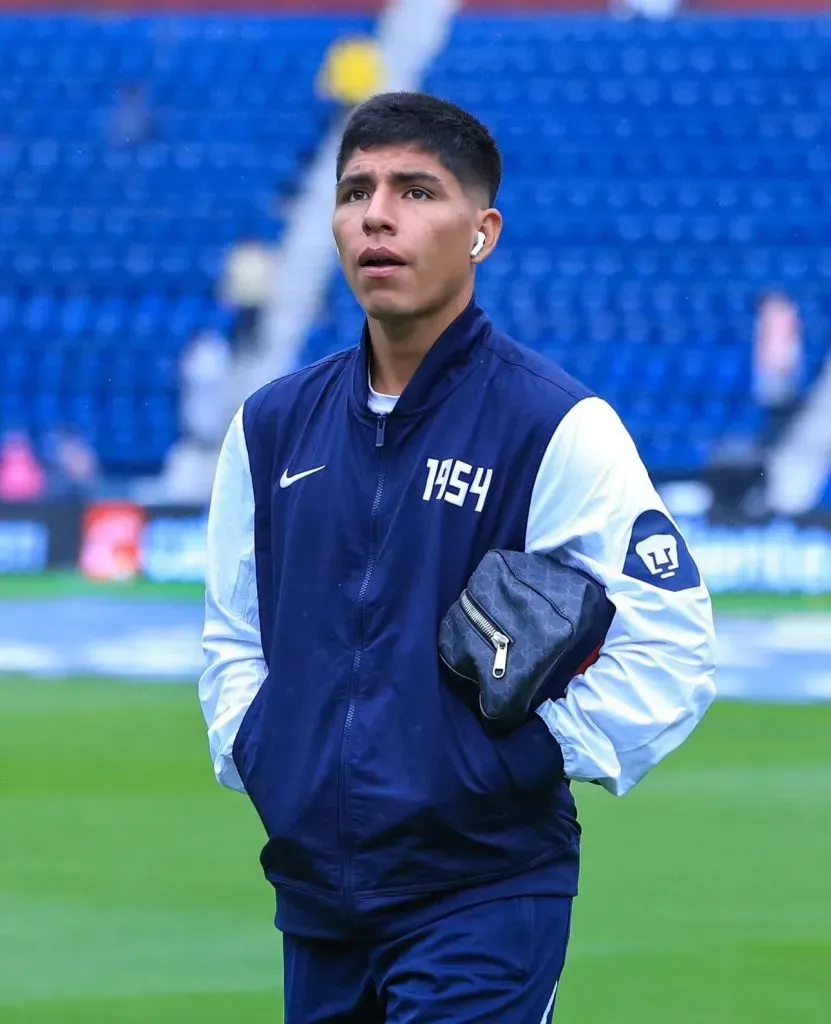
[{"xmin": 439, "ymin": 549, "xmax": 614, "ymax": 735}]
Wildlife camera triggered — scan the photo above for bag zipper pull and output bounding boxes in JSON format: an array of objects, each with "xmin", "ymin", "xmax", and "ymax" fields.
[
  {"xmin": 492, "ymin": 635, "xmax": 509, "ymax": 678},
  {"xmin": 459, "ymin": 589, "xmax": 512, "ymax": 679}
]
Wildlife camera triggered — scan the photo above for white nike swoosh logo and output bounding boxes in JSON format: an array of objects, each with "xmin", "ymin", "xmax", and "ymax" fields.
[{"xmin": 279, "ymin": 465, "xmax": 326, "ymax": 489}]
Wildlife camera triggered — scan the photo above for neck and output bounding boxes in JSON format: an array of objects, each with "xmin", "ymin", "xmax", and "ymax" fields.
[{"xmin": 368, "ymin": 288, "xmax": 473, "ymax": 397}]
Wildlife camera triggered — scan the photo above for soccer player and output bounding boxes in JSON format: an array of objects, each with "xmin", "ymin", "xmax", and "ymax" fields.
[{"xmin": 199, "ymin": 92, "xmax": 716, "ymax": 1023}]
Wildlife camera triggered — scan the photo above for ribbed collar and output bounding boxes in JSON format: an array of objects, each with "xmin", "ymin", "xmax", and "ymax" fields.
[{"xmin": 350, "ymin": 298, "xmax": 491, "ymax": 423}]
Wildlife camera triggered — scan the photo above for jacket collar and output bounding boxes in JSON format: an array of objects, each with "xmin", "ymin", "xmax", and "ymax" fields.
[{"xmin": 350, "ymin": 298, "xmax": 491, "ymax": 421}]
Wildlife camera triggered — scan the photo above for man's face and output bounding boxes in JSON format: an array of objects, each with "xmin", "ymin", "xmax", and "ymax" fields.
[{"xmin": 332, "ymin": 144, "xmax": 490, "ymax": 322}]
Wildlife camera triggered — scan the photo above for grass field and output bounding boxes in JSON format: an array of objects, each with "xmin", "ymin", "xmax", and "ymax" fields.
[
  {"xmin": 3, "ymin": 570, "xmax": 831, "ymax": 616},
  {"xmin": 1, "ymin": 678, "xmax": 829, "ymax": 1021}
]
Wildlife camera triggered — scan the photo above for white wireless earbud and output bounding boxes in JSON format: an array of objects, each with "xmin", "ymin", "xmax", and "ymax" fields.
[{"xmin": 470, "ymin": 231, "xmax": 486, "ymax": 259}]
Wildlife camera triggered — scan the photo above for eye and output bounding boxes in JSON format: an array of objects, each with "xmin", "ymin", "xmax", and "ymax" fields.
[
  {"xmin": 344, "ymin": 188, "xmax": 369, "ymax": 203},
  {"xmin": 406, "ymin": 187, "xmax": 432, "ymax": 201}
]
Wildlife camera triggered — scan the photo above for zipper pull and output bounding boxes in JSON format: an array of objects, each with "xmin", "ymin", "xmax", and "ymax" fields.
[
  {"xmin": 375, "ymin": 415, "xmax": 387, "ymax": 448},
  {"xmin": 492, "ymin": 635, "xmax": 509, "ymax": 678}
]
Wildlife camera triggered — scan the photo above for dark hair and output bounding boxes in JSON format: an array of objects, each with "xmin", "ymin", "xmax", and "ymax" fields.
[{"xmin": 336, "ymin": 92, "xmax": 502, "ymax": 206}]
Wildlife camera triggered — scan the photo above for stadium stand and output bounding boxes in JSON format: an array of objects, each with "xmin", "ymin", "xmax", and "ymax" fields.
[
  {"xmin": 0, "ymin": 14, "xmax": 366, "ymax": 474},
  {"xmin": 306, "ymin": 16, "xmax": 831, "ymax": 479},
  {"xmin": 2, "ymin": 13, "xmax": 831, "ymax": 488}
]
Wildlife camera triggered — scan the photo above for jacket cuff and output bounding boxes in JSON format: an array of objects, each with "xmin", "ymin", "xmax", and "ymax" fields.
[{"xmin": 495, "ymin": 714, "xmax": 565, "ymax": 793}]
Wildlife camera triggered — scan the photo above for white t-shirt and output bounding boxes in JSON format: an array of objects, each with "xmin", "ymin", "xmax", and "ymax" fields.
[{"xmin": 367, "ymin": 379, "xmax": 398, "ymax": 415}]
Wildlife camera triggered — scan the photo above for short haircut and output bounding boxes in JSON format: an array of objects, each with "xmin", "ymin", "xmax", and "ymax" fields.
[{"xmin": 336, "ymin": 92, "xmax": 502, "ymax": 206}]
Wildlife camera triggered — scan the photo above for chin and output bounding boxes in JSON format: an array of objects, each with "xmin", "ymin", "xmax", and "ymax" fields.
[{"xmin": 360, "ymin": 291, "xmax": 417, "ymax": 321}]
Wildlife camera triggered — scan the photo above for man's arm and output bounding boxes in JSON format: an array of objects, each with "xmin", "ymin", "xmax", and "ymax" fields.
[
  {"xmin": 198, "ymin": 406, "xmax": 267, "ymax": 793},
  {"xmin": 526, "ymin": 397, "xmax": 717, "ymax": 797}
]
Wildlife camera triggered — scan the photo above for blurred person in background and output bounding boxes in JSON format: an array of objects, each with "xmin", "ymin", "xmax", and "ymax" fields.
[
  {"xmin": 0, "ymin": 431, "xmax": 46, "ymax": 503},
  {"xmin": 135, "ymin": 328, "xmax": 234, "ymax": 507},
  {"xmin": 765, "ymin": 336, "xmax": 831, "ymax": 517},
  {"xmin": 43, "ymin": 426, "xmax": 99, "ymax": 501},
  {"xmin": 704, "ymin": 290, "xmax": 804, "ymax": 518},
  {"xmin": 218, "ymin": 237, "xmax": 275, "ymax": 355},
  {"xmin": 753, "ymin": 289, "xmax": 804, "ymax": 451},
  {"xmin": 179, "ymin": 327, "xmax": 235, "ymax": 448},
  {"xmin": 200, "ymin": 92, "xmax": 715, "ymax": 1024}
]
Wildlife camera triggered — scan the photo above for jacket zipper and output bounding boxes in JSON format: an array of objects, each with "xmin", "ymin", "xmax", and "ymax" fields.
[
  {"xmin": 339, "ymin": 412, "xmax": 387, "ymax": 908},
  {"xmin": 459, "ymin": 589, "xmax": 512, "ymax": 679}
]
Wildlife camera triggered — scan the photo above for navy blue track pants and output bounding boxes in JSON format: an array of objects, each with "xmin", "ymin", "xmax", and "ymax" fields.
[{"xmin": 283, "ymin": 895, "xmax": 573, "ymax": 1024}]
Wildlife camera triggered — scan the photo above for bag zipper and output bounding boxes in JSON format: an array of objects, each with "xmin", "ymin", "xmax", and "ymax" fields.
[{"xmin": 459, "ymin": 590, "xmax": 512, "ymax": 679}]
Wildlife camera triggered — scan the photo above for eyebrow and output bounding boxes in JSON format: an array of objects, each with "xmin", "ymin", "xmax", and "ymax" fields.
[{"xmin": 336, "ymin": 170, "xmax": 446, "ymax": 192}]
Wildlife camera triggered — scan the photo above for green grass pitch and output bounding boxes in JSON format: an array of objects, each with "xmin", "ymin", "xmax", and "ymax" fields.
[
  {"xmin": 1, "ymin": 677, "xmax": 829, "ymax": 1022},
  {"xmin": 2, "ymin": 570, "xmax": 831, "ymax": 615}
]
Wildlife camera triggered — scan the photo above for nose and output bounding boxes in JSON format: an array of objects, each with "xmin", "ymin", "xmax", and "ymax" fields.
[{"xmin": 362, "ymin": 187, "xmax": 396, "ymax": 236}]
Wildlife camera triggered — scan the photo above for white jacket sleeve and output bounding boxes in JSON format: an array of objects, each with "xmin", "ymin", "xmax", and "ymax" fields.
[
  {"xmin": 198, "ymin": 406, "xmax": 267, "ymax": 793},
  {"xmin": 527, "ymin": 397, "xmax": 717, "ymax": 797}
]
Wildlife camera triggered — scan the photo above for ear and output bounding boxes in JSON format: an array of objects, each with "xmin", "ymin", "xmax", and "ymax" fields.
[{"xmin": 470, "ymin": 208, "xmax": 503, "ymax": 265}]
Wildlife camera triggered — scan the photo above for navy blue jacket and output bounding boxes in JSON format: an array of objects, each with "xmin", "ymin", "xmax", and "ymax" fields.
[{"xmin": 200, "ymin": 300, "xmax": 717, "ymax": 938}]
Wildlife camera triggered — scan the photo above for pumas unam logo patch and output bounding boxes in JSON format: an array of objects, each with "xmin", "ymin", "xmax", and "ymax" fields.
[
  {"xmin": 636, "ymin": 533, "xmax": 679, "ymax": 580},
  {"xmin": 623, "ymin": 510, "xmax": 700, "ymax": 592}
]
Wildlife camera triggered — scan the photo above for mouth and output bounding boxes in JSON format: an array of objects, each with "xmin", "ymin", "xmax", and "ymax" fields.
[{"xmin": 358, "ymin": 248, "xmax": 407, "ymax": 279}]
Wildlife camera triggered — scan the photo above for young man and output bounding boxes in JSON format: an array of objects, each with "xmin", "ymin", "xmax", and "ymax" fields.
[{"xmin": 199, "ymin": 92, "xmax": 716, "ymax": 1023}]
